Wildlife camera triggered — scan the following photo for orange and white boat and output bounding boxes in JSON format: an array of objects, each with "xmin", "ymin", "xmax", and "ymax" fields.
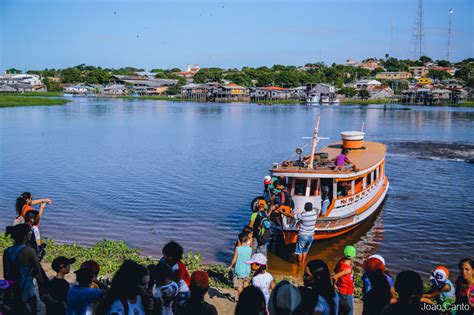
[{"xmin": 268, "ymin": 116, "xmax": 389, "ymax": 245}]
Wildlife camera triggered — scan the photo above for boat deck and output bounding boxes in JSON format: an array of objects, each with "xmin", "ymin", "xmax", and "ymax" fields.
[{"xmin": 271, "ymin": 141, "xmax": 386, "ymax": 175}]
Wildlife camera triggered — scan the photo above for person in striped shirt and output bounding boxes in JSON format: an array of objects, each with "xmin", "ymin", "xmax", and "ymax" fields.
[{"xmin": 280, "ymin": 202, "xmax": 317, "ymax": 266}]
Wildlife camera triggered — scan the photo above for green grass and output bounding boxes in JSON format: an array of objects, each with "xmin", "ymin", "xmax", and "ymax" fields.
[
  {"xmin": 0, "ymin": 95, "xmax": 68, "ymax": 107},
  {"xmin": 256, "ymin": 99, "xmax": 303, "ymax": 105},
  {"xmin": 0, "ymin": 234, "xmax": 232, "ymax": 288},
  {"xmin": 455, "ymin": 101, "xmax": 474, "ymax": 107},
  {"xmin": 10, "ymin": 92, "xmax": 64, "ymax": 97},
  {"xmin": 340, "ymin": 98, "xmax": 398, "ymax": 105}
]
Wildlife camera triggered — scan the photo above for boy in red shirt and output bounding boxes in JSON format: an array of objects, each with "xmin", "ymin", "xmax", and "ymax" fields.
[{"xmin": 333, "ymin": 245, "xmax": 356, "ymax": 315}]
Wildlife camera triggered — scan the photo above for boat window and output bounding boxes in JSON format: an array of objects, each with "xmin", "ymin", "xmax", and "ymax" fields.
[
  {"xmin": 294, "ymin": 178, "xmax": 307, "ymax": 196},
  {"xmin": 367, "ymin": 171, "xmax": 373, "ymax": 186},
  {"xmin": 354, "ymin": 177, "xmax": 364, "ymax": 194},
  {"xmin": 337, "ymin": 180, "xmax": 352, "ymax": 198},
  {"xmin": 321, "ymin": 178, "xmax": 333, "ymax": 201},
  {"xmin": 310, "ymin": 178, "xmax": 320, "ymax": 196}
]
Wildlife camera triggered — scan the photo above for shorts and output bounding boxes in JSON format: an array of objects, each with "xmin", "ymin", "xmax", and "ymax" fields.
[
  {"xmin": 295, "ymin": 234, "xmax": 314, "ymax": 254},
  {"xmin": 233, "ymin": 277, "xmax": 249, "ymax": 290}
]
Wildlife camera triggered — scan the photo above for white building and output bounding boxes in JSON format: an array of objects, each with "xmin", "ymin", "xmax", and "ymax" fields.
[{"xmin": 355, "ymin": 79, "xmax": 382, "ymax": 90}]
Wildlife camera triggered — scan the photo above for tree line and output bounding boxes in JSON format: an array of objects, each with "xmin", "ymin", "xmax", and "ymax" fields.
[{"xmin": 5, "ymin": 56, "xmax": 473, "ymax": 93}]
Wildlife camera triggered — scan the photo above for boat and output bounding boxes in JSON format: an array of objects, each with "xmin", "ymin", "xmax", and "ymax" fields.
[
  {"xmin": 306, "ymin": 94, "xmax": 320, "ymax": 106},
  {"xmin": 320, "ymin": 96, "xmax": 330, "ymax": 105},
  {"xmin": 266, "ymin": 116, "xmax": 389, "ymax": 244},
  {"xmin": 330, "ymin": 98, "xmax": 340, "ymax": 105}
]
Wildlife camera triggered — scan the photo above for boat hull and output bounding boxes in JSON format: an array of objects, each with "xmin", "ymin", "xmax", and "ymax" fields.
[{"xmin": 282, "ymin": 177, "xmax": 389, "ymax": 245}]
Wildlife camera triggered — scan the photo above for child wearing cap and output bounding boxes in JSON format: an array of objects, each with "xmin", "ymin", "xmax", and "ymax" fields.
[
  {"xmin": 421, "ymin": 265, "xmax": 456, "ymax": 310},
  {"xmin": 46, "ymin": 256, "xmax": 76, "ymax": 315},
  {"xmin": 228, "ymin": 232, "xmax": 252, "ymax": 294},
  {"xmin": 333, "ymin": 245, "xmax": 356, "ymax": 315},
  {"xmin": 247, "ymin": 253, "xmax": 275, "ymax": 305}
]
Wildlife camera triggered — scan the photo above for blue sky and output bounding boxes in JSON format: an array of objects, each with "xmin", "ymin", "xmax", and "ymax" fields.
[{"xmin": 0, "ymin": 0, "xmax": 472, "ymax": 71}]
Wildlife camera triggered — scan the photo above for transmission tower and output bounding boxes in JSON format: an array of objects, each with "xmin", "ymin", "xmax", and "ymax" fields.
[
  {"xmin": 409, "ymin": 0, "xmax": 426, "ymax": 60},
  {"xmin": 447, "ymin": 9, "xmax": 453, "ymax": 61}
]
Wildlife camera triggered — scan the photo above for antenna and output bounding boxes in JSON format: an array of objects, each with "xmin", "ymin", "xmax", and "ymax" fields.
[
  {"xmin": 447, "ymin": 9, "xmax": 453, "ymax": 61},
  {"xmin": 389, "ymin": 19, "xmax": 394, "ymax": 56},
  {"xmin": 408, "ymin": 0, "xmax": 426, "ymax": 60},
  {"xmin": 308, "ymin": 116, "xmax": 320, "ymax": 170}
]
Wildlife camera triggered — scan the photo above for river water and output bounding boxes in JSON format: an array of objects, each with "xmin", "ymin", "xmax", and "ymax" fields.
[{"xmin": 1, "ymin": 98, "xmax": 473, "ymax": 277}]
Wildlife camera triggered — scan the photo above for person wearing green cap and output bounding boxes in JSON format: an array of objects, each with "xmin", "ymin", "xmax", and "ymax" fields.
[{"xmin": 333, "ymin": 245, "xmax": 357, "ymax": 315}]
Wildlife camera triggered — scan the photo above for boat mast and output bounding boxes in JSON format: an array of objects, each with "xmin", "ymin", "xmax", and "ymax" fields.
[{"xmin": 308, "ymin": 115, "xmax": 320, "ymax": 169}]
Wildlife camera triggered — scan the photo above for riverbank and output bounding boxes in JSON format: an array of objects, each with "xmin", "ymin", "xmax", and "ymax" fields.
[
  {"xmin": 0, "ymin": 233, "xmax": 364, "ymax": 314},
  {"xmin": 340, "ymin": 98, "xmax": 397, "ymax": 105},
  {"xmin": 0, "ymin": 95, "xmax": 69, "ymax": 107}
]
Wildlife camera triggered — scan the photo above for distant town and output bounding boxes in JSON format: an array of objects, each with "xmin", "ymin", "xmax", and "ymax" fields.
[{"xmin": 1, "ymin": 56, "xmax": 473, "ymax": 105}]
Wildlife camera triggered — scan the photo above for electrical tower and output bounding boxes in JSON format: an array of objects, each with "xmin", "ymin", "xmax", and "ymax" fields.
[
  {"xmin": 409, "ymin": 0, "xmax": 426, "ymax": 60},
  {"xmin": 447, "ymin": 9, "xmax": 453, "ymax": 61}
]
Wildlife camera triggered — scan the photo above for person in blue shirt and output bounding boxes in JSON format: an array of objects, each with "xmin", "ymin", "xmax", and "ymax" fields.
[{"xmin": 66, "ymin": 266, "xmax": 104, "ymax": 315}]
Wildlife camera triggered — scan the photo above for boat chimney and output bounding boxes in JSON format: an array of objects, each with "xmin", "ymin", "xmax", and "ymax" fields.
[{"xmin": 341, "ymin": 131, "xmax": 365, "ymax": 149}]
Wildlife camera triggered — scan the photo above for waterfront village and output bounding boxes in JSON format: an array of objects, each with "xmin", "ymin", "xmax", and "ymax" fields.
[{"xmin": 1, "ymin": 56, "xmax": 473, "ymax": 105}]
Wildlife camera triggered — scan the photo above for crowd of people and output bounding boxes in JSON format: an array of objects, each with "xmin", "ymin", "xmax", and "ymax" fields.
[{"xmin": 1, "ymin": 192, "xmax": 473, "ymax": 315}]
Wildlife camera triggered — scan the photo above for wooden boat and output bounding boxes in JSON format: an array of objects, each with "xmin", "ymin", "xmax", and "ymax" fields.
[{"xmin": 269, "ymin": 117, "xmax": 389, "ymax": 244}]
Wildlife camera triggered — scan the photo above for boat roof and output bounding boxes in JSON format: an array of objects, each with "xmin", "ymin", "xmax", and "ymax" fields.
[{"xmin": 271, "ymin": 141, "xmax": 386, "ymax": 178}]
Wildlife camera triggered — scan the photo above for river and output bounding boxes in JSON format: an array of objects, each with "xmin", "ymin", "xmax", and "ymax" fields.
[{"xmin": 1, "ymin": 98, "xmax": 473, "ymax": 277}]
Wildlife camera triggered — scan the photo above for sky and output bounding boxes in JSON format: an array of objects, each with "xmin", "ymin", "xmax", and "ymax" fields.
[{"xmin": 0, "ymin": 0, "xmax": 473, "ymax": 71}]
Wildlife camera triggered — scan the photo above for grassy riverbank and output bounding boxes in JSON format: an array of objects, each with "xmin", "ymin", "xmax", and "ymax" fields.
[
  {"xmin": 14, "ymin": 92, "xmax": 64, "ymax": 97},
  {"xmin": 340, "ymin": 98, "xmax": 397, "ymax": 105},
  {"xmin": 0, "ymin": 95, "xmax": 68, "ymax": 107},
  {"xmin": 0, "ymin": 234, "xmax": 231, "ymax": 288}
]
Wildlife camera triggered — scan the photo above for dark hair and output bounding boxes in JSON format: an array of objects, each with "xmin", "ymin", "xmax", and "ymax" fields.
[
  {"xmin": 342, "ymin": 149, "xmax": 349, "ymax": 155},
  {"xmin": 236, "ymin": 285, "xmax": 266, "ymax": 315},
  {"xmin": 243, "ymin": 225, "xmax": 253, "ymax": 234},
  {"xmin": 24, "ymin": 210, "xmax": 39, "ymax": 224},
  {"xmin": 364, "ymin": 269, "xmax": 391, "ymax": 313},
  {"xmin": 6, "ymin": 224, "xmax": 31, "ymax": 244},
  {"xmin": 76, "ymin": 268, "xmax": 94, "ymax": 286},
  {"xmin": 253, "ymin": 264, "xmax": 267, "ymax": 278},
  {"xmin": 155, "ymin": 262, "xmax": 172, "ymax": 284},
  {"xmin": 306, "ymin": 260, "xmax": 336, "ymax": 315},
  {"xmin": 458, "ymin": 258, "xmax": 473, "ymax": 269},
  {"xmin": 238, "ymin": 232, "xmax": 249, "ymax": 244},
  {"xmin": 304, "ymin": 202, "xmax": 313, "ymax": 211},
  {"xmin": 98, "ymin": 260, "xmax": 149, "ymax": 314},
  {"xmin": 455, "ymin": 258, "xmax": 474, "ymax": 299},
  {"xmin": 162, "ymin": 241, "xmax": 183, "ymax": 260},
  {"xmin": 395, "ymin": 270, "xmax": 422, "ymax": 302},
  {"xmin": 16, "ymin": 192, "xmax": 31, "ymax": 215}
]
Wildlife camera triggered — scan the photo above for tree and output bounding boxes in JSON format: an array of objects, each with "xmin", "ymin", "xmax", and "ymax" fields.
[
  {"xmin": 6, "ymin": 68, "xmax": 21, "ymax": 74},
  {"xmin": 338, "ymin": 87, "xmax": 357, "ymax": 97},
  {"xmin": 428, "ymin": 70, "xmax": 451, "ymax": 81},
  {"xmin": 43, "ymin": 77, "xmax": 62, "ymax": 92},
  {"xmin": 358, "ymin": 89, "xmax": 370, "ymax": 100},
  {"xmin": 436, "ymin": 60, "xmax": 451, "ymax": 67},
  {"xmin": 60, "ymin": 67, "xmax": 82, "ymax": 83},
  {"xmin": 193, "ymin": 68, "xmax": 224, "ymax": 83},
  {"xmin": 419, "ymin": 56, "xmax": 433, "ymax": 64}
]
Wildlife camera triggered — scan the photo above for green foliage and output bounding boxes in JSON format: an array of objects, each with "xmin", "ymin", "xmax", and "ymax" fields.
[
  {"xmin": 18, "ymin": 92, "xmax": 63, "ymax": 97},
  {"xmin": 181, "ymin": 251, "xmax": 202, "ymax": 273},
  {"xmin": 193, "ymin": 68, "xmax": 225, "ymax": 83},
  {"xmin": 436, "ymin": 60, "xmax": 451, "ymax": 67},
  {"xmin": 338, "ymin": 87, "xmax": 358, "ymax": 97},
  {"xmin": 60, "ymin": 68, "xmax": 82, "ymax": 83},
  {"xmin": 419, "ymin": 56, "xmax": 433, "ymax": 64},
  {"xmin": 43, "ymin": 78, "xmax": 62, "ymax": 92},
  {"xmin": 428, "ymin": 70, "xmax": 451, "ymax": 81},
  {"xmin": 6, "ymin": 68, "xmax": 22, "ymax": 74},
  {"xmin": 0, "ymin": 233, "xmax": 232, "ymax": 288},
  {"xmin": 358, "ymin": 89, "xmax": 370, "ymax": 100},
  {"xmin": 0, "ymin": 95, "xmax": 68, "ymax": 107}
]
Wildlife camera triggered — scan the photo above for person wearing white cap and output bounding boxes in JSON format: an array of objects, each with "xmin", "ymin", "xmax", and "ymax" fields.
[{"xmin": 246, "ymin": 253, "xmax": 275, "ymax": 305}]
